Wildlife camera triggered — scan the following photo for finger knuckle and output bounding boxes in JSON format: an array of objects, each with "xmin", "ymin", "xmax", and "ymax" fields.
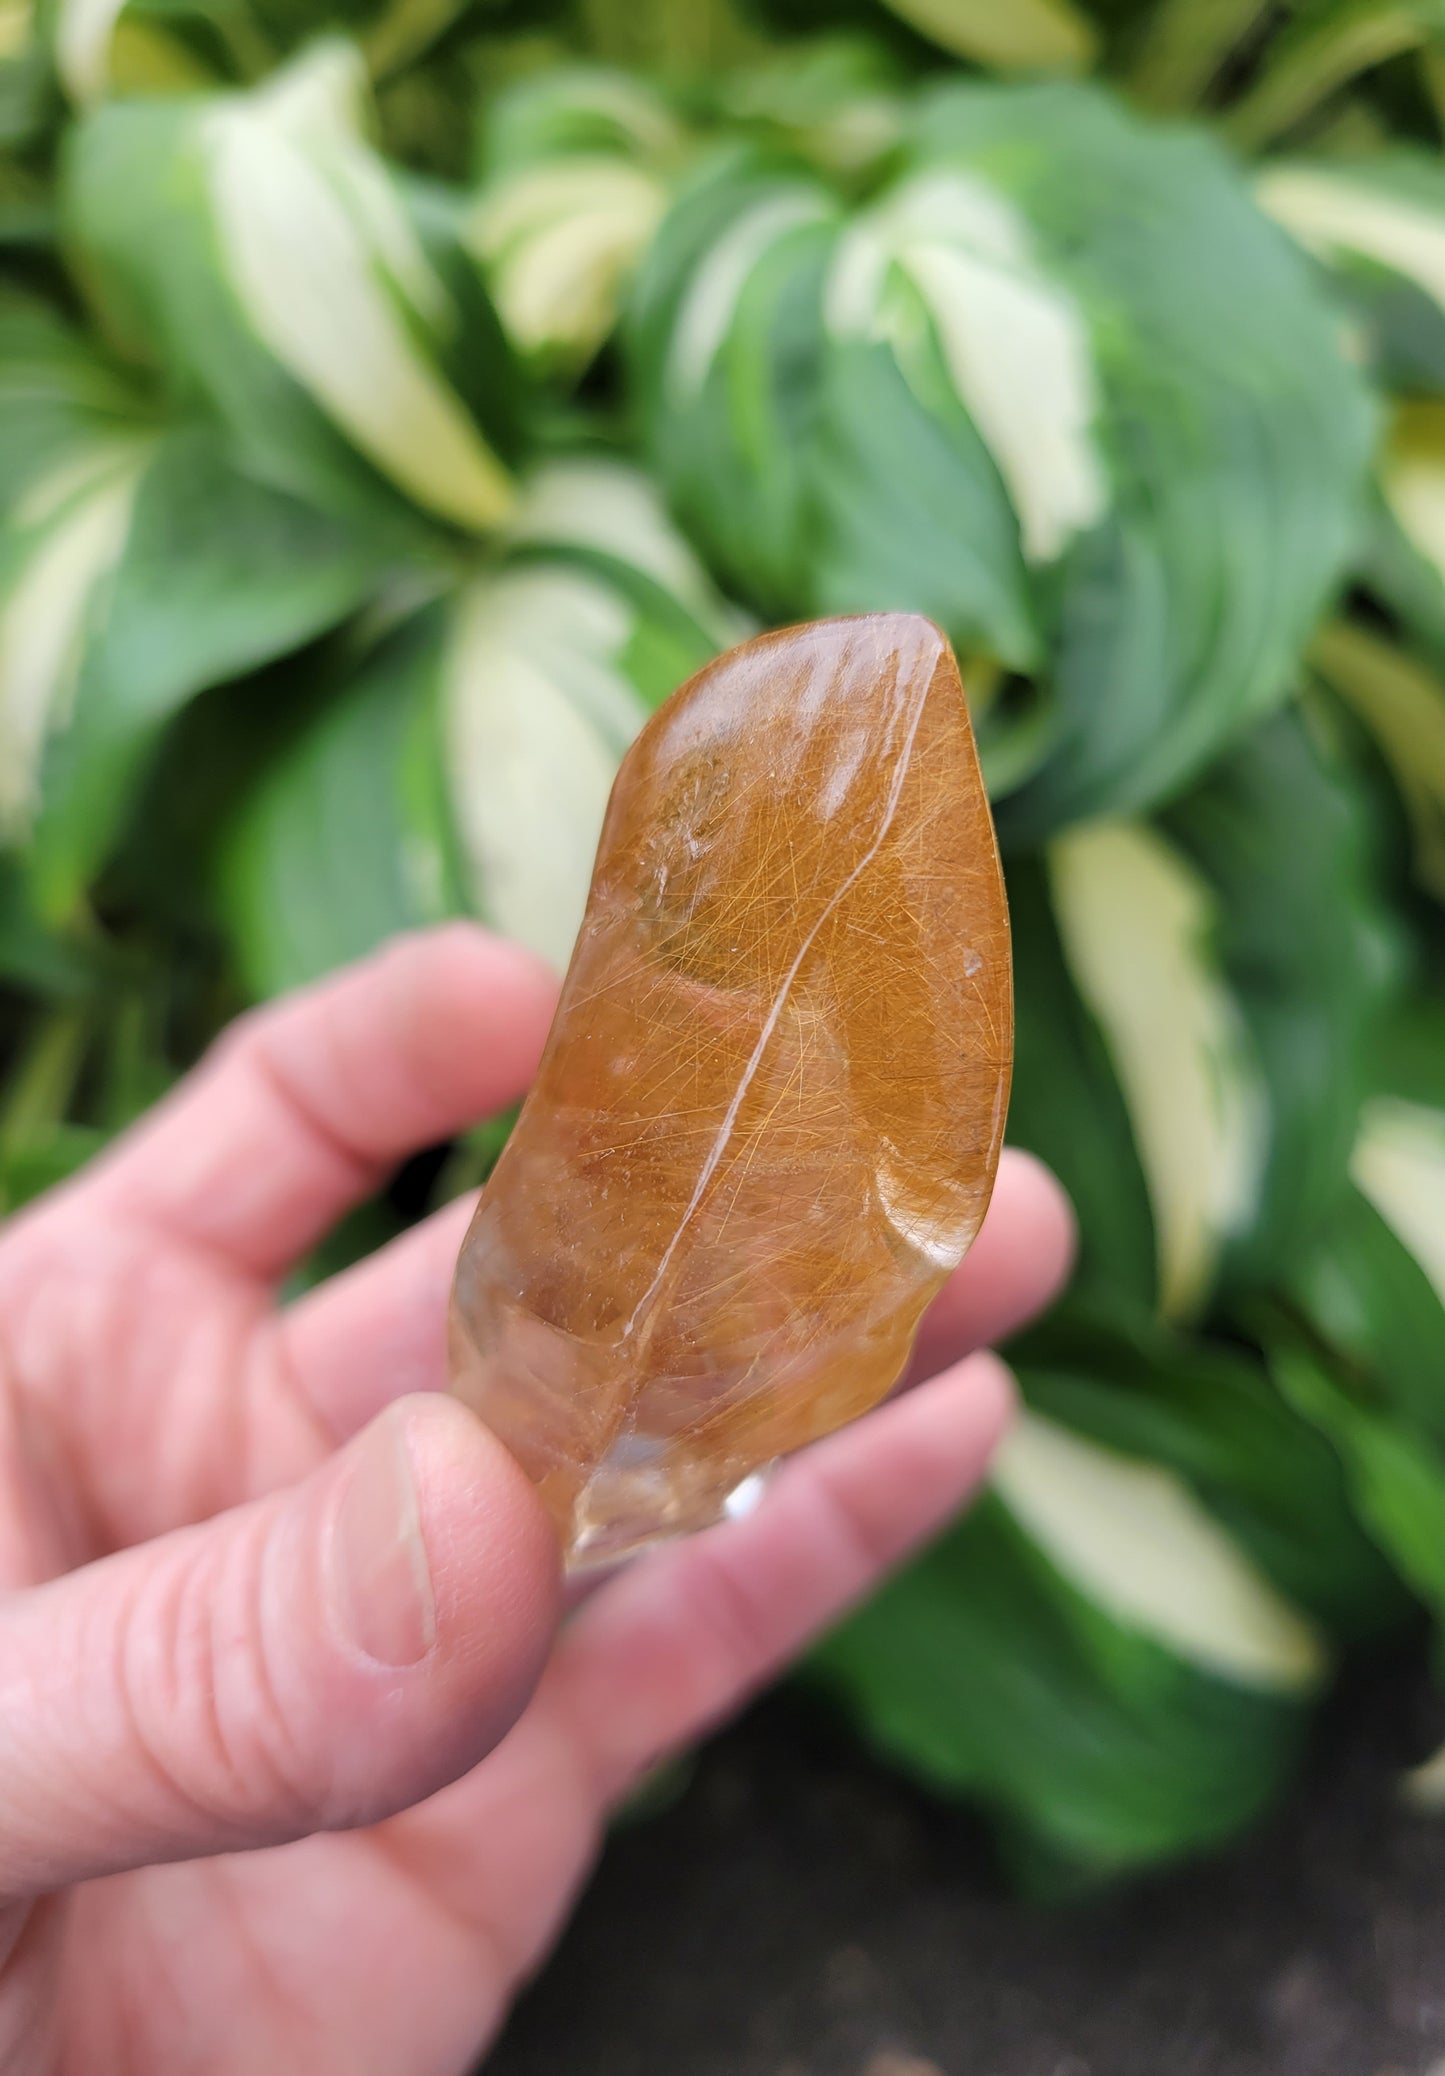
[{"xmin": 119, "ymin": 1523, "xmax": 323, "ymax": 1846}]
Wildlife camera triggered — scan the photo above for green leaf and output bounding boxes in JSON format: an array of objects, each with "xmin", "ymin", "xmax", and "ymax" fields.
[
  {"xmin": 62, "ymin": 41, "xmax": 519, "ymax": 537},
  {"xmin": 1229, "ymin": 1, "xmax": 1445, "ymax": 151},
  {"xmin": 630, "ymin": 83, "xmax": 1374, "ymax": 829},
  {"xmin": 0, "ymin": 0, "xmax": 55, "ymax": 151},
  {"xmin": 1351, "ymin": 1093, "xmax": 1445, "ymax": 1313},
  {"xmin": 466, "ymin": 68, "xmax": 682, "ymax": 378},
  {"xmin": 0, "ymin": 301, "xmax": 392, "ymax": 903},
  {"xmin": 1259, "ymin": 154, "xmax": 1445, "ymax": 391},
  {"xmin": 710, "ymin": 35, "xmax": 906, "ymax": 182},
  {"xmin": 443, "ymin": 464, "xmax": 733, "ymax": 965},
  {"xmin": 0, "ymin": 1120, "xmax": 108, "ymax": 1210},
  {"xmin": 1288, "ymin": 1182, "xmax": 1445, "ymax": 1451},
  {"xmin": 222, "ymin": 603, "xmax": 458, "ymax": 997},
  {"xmin": 1313, "ymin": 617, "xmax": 1445, "ymax": 902},
  {"xmin": 0, "ymin": 291, "xmax": 154, "ymax": 510},
  {"xmin": 476, "ymin": 63, "xmax": 682, "ymax": 175},
  {"xmin": 1009, "ymin": 709, "xmax": 1394, "ymax": 1318},
  {"xmin": 223, "ymin": 457, "xmax": 734, "ymax": 992},
  {"xmin": 27, "ymin": 423, "xmax": 391, "ymax": 911},
  {"xmin": 1271, "ymin": 1334, "xmax": 1445, "ymax": 1618},
  {"xmin": 629, "ymin": 145, "xmax": 847, "ymax": 621},
  {"xmin": 989, "ymin": 1409, "xmax": 1326, "ymax": 1692},
  {"xmin": 1163, "ymin": 709, "xmax": 1399, "ymax": 1290},
  {"xmin": 1128, "ymin": 0, "xmax": 1271, "ymax": 111},
  {"xmin": 1005, "ymin": 852, "xmax": 1158, "ymax": 1311},
  {"xmin": 934, "ymin": 83, "xmax": 1374, "ymax": 833},
  {"xmin": 468, "ymin": 158, "xmax": 668, "ymax": 378},
  {"xmin": 1014, "ymin": 1304, "xmax": 1410, "ymax": 1643},
  {"xmin": 0, "ymin": 430, "xmax": 152, "ymax": 847},
  {"xmin": 875, "ymin": 0, "xmax": 1096, "ymax": 74},
  {"xmin": 1046, "ymin": 818, "xmax": 1265, "ymax": 1321},
  {"xmin": 628, "ymin": 140, "xmax": 1041, "ymax": 665},
  {"xmin": 812, "ymin": 1475, "xmax": 1318, "ymax": 1891},
  {"xmin": 1380, "ymin": 400, "xmax": 1445, "ymax": 624},
  {"xmin": 1280, "ymin": 998, "xmax": 1445, "ymax": 1442},
  {"xmin": 0, "ymin": 855, "xmax": 97, "ymax": 992},
  {"xmin": 809, "ymin": 1289, "xmax": 1419, "ymax": 1889}
]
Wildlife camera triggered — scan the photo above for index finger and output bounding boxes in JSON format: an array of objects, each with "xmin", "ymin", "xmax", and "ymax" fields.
[{"xmin": 84, "ymin": 925, "xmax": 558, "ymax": 1278}]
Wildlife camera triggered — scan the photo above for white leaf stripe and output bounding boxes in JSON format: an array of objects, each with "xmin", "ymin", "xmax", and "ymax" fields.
[
  {"xmin": 54, "ymin": 0, "xmax": 125, "ymax": 104},
  {"xmin": 1048, "ymin": 820, "xmax": 1267, "ymax": 1319},
  {"xmin": 666, "ymin": 188, "xmax": 833, "ymax": 406},
  {"xmin": 504, "ymin": 457, "xmax": 746, "ymax": 642},
  {"xmin": 0, "ymin": 448, "xmax": 148, "ymax": 833},
  {"xmin": 469, "ymin": 160, "xmax": 666, "ymax": 363},
  {"xmin": 828, "ymin": 170, "xmax": 1105, "ymax": 564},
  {"xmin": 1351, "ymin": 1097, "xmax": 1445, "ymax": 1312},
  {"xmin": 202, "ymin": 46, "xmax": 512, "ymax": 532},
  {"xmin": 443, "ymin": 566, "xmax": 647, "ymax": 970},
  {"xmin": 994, "ymin": 1411, "xmax": 1327, "ymax": 1693},
  {"xmin": 1260, "ymin": 165, "xmax": 1445, "ymax": 319}
]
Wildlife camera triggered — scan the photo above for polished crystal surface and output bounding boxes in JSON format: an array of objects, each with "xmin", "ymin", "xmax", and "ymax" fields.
[{"xmin": 449, "ymin": 614, "xmax": 1013, "ymax": 1567}]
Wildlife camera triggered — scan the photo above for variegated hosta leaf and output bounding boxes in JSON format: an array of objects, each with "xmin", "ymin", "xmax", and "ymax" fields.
[
  {"xmin": 811, "ymin": 1361, "xmax": 1335, "ymax": 1887},
  {"xmin": 877, "ymin": 0, "xmax": 1096, "ymax": 74},
  {"xmin": 1014, "ymin": 1302, "xmax": 1407, "ymax": 1644},
  {"xmin": 447, "ymin": 460, "xmax": 745, "ymax": 964},
  {"xmin": 1283, "ymin": 998, "xmax": 1445, "ymax": 1436},
  {"xmin": 1009, "ymin": 711, "xmax": 1393, "ymax": 1316},
  {"xmin": 0, "ymin": 299, "xmax": 388, "ymax": 907},
  {"xmin": 1382, "ymin": 401, "xmax": 1445, "ymax": 610},
  {"xmin": 0, "ymin": 294, "xmax": 152, "ymax": 507},
  {"xmin": 444, "ymin": 563, "xmax": 658, "ymax": 969},
  {"xmin": 1229, "ymin": 2, "xmax": 1445, "ymax": 152},
  {"xmin": 467, "ymin": 68, "xmax": 682, "ymax": 377},
  {"xmin": 827, "ymin": 167, "xmax": 1106, "ymax": 566},
  {"xmin": 0, "ymin": 0, "xmax": 52, "ymax": 152},
  {"xmin": 53, "ymin": 0, "xmax": 123, "ymax": 105},
  {"xmin": 811, "ymin": 1283, "xmax": 1410, "ymax": 1890},
  {"xmin": 992, "ymin": 1412, "xmax": 1325, "ymax": 1693},
  {"xmin": 711, "ymin": 37, "xmax": 906, "ymax": 181},
  {"xmin": 1351, "ymin": 1095, "xmax": 1445, "ymax": 1310},
  {"xmin": 499, "ymin": 454, "xmax": 752, "ymax": 650},
  {"xmin": 0, "ymin": 438, "xmax": 149, "ymax": 836},
  {"xmin": 468, "ymin": 159, "xmax": 669, "ymax": 377},
  {"xmin": 1272, "ymin": 1010, "xmax": 1445, "ymax": 1799},
  {"xmin": 1047, "ymin": 820, "xmax": 1266, "ymax": 1321},
  {"xmin": 224, "ymin": 459, "xmax": 740, "ymax": 996},
  {"xmin": 1312, "ymin": 617, "xmax": 1445, "ymax": 902},
  {"xmin": 630, "ymin": 82, "xmax": 1373, "ymax": 829},
  {"xmin": 62, "ymin": 41, "xmax": 518, "ymax": 537},
  {"xmin": 1257, "ymin": 161, "xmax": 1445, "ymax": 684},
  {"xmin": 1259, "ymin": 155, "xmax": 1445, "ymax": 390},
  {"xmin": 1275, "ymin": 1332, "xmax": 1445, "ymax": 1600},
  {"xmin": 629, "ymin": 145, "xmax": 1040, "ymax": 673}
]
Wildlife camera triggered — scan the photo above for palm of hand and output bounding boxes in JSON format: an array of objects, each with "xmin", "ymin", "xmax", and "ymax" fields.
[{"xmin": 0, "ymin": 928, "xmax": 1071, "ymax": 2075}]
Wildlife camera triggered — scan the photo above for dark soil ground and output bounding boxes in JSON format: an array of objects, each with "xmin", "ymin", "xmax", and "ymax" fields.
[{"xmin": 489, "ymin": 1654, "xmax": 1445, "ymax": 2076}]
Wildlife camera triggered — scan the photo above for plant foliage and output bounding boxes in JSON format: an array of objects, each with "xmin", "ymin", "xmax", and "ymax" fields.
[{"xmin": 3, "ymin": 0, "xmax": 1445, "ymax": 1889}]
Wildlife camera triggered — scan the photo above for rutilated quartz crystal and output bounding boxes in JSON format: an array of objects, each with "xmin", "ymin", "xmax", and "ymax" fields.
[{"xmin": 450, "ymin": 614, "xmax": 1013, "ymax": 1567}]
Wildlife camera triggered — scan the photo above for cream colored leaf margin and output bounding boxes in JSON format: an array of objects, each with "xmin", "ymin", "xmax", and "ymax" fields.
[
  {"xmin": 205, "ymin": 44, "xmax": 513, "ymax": 532},
  {"xmin": 994, "ymin": 1411, "xmax": 1326, "ymax": 1693},
  {"xmin": 1048, "ymin": 820, "xmax": 1267, "ymax": 1319}
]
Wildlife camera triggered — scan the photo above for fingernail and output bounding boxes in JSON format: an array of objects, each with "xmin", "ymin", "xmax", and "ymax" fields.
[{"xmin": 329, "ymin": 1415, "xmax": 436, "ymax": 1668}]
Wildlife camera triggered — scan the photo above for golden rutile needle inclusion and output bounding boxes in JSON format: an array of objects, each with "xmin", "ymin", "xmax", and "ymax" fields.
[{"xmin": 449, "ymin": 614, "xmax": 1013, "ymax": 1567}]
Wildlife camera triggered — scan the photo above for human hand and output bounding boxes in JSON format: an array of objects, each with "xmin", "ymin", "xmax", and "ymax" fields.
[{"xmin": 0, "ymin": 925, "xmax": 1073, "ymax": 2075}]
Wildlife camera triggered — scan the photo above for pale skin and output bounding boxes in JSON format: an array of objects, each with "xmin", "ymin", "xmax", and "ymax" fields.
[{"xmin": 0, "ymin": 923, "xmax": 1074, "ymax": 2075}]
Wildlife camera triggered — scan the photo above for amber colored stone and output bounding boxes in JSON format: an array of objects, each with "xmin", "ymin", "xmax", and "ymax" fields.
[{"xmin": 449, "ymin": 614, "xmax": 1012, "ymax": 1567}]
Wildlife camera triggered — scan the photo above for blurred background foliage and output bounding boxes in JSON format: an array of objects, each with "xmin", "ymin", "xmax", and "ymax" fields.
[{"xmin": 3, "ymin": 0, "xmax": 1445, "ymax": 1894}]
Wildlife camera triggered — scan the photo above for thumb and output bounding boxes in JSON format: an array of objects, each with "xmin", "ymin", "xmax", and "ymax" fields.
[{"xmin": 0, "ymin": 1396, "xmax": 559, "ymax": 1905}]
